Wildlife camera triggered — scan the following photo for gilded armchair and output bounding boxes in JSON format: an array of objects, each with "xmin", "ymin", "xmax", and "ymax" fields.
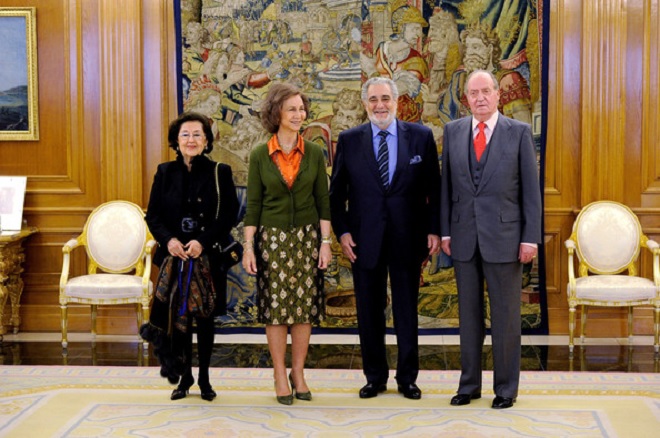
[
  {"xmin": 59, "ymin": 201, "xmax": 156, "ymax": 350},
  {"xmin": 565, "ymin": 201, "xmax": 660, "ymax": 354}
]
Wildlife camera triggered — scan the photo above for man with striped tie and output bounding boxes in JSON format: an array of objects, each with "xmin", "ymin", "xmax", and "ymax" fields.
[{"xmin": 330, "ymin": 77, "xmax": 441, "ymax": 400}]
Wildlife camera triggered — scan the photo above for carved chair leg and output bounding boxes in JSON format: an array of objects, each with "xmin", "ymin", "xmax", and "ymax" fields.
[
  {"xmin": 580, "ymin": 305, "xmax": 588, "ymax": 344},
  {"xmin": 61, "ymin": 305, "xmax": 68, "ymax": 349},
  {"xmin": 568, "ymin": 306, "xmax": 576, "ymax": 355},
  {"xmin": 91, "ymin": 304, "xmax": 97, "ymax": 343},
  {"xmin": 654, "ymin": 306, "xmax": 659, "ymax": 354},
  {"xmin": 138, "ymin": 303, "xmax": 149, "ymax": 351},
  {"xmin": 627, "ymin": 306, "xmax": 634, "ymax": 344}
]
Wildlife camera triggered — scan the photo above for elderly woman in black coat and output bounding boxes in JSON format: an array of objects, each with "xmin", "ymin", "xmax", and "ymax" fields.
[{"xmin": 144, "ymin": 111, "xmax": 239, "ymax": 401}]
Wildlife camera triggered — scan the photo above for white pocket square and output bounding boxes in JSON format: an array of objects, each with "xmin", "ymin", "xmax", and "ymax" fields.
[{"xmin": 409, "ymin": 155, "xmax": 422, "ymax": 164}]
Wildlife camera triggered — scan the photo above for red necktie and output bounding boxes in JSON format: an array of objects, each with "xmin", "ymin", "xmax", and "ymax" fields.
[{"xmin": 474, "ymin": 122, "xmax": 487, "ymax": 161}]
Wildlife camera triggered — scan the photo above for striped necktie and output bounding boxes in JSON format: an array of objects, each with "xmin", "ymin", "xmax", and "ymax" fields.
[{"xmin": 377, "ymin": 130, "xmax": 389, "ymax": 188}]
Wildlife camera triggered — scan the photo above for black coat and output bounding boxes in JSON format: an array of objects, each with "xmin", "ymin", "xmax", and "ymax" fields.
[{"xmin": 145, "ymin": 154, "xmax": 240, "ymax": 314}]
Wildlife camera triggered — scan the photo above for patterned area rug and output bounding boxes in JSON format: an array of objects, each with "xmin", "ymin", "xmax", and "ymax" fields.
[{"xmin": 1, "ymin": 366, "xmax": 658, "ymax": 437}]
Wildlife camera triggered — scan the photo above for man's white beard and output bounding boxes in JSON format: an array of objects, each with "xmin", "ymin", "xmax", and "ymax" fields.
[{"xmin": 369, "ymin": 112, "xmax": 395, "ymax": 129}]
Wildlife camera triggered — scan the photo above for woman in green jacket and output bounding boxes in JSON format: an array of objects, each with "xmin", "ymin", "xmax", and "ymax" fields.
[{"xmin": 242, "ymin": 83, "xmax": 331, "ymax": 405}]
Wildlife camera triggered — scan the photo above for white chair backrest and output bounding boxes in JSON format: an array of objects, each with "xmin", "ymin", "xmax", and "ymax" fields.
[
  {"xmin": 575, "ymin": 201, "xmax": 641, "ymax": 274},
  {"xmin": 85, "ymin": 201, "xmax": 147, "ymax": 272}
]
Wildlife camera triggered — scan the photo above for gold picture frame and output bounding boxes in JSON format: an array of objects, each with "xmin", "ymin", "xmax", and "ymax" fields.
[{"xmin": 0, "ymin": 7, "xmax": 39, "ymax": 141}]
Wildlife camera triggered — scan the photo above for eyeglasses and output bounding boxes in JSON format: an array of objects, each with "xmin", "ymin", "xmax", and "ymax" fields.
[{"xmin": 178, "ymin": 133, "xmax": 205, "ymax": 140}]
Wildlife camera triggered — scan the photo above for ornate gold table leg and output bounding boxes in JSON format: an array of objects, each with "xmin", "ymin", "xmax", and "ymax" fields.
[
  {"xmin": 7, "ymin": 274, "xmax": 24, "ymax": 334},
  {"xmin": 0, "ymin": 282, "xmax": 8, "ymax": 343},
  {"xmin": 0, "ymin": 227, "xmax": 37, "ymax": 338},
  {"xmin": 0, "ymin": 244, "xmax": 26, "ymax": 336}
]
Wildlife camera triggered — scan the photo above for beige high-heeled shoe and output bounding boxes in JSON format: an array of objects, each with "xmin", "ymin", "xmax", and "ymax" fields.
[{"xmin": 289, "ymin": 372, "xmax": 312, "ymax": 401}]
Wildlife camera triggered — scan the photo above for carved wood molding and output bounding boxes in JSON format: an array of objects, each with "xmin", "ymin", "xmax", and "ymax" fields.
[
  {"xmin": 98, "ymin": 0, "xmax": 144, "ymax": 203},
  {"xmin": 641, "ymin": 0, "xmax": 660, "ymax": 193},
  {"xmin": 580, "ymin": 0, "xmax": 628, "ymax": 203}
]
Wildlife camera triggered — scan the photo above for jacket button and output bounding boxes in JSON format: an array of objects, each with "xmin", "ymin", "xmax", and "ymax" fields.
[
  {"xmin": 197, "ymin": 198, "xmax": 202, "ymax": 202},
  {"xmin": 200, "ymin": 213, "xmax": 204, "ymax": 218},
  {"xmin": 201, "ymin": 226, "xmax": 205, "ymax": 231}
]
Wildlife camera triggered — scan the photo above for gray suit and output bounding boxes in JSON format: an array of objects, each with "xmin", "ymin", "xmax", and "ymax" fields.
[{"xmin": 440, "ymin": 113, "xmax": 542, "ymax": 398}]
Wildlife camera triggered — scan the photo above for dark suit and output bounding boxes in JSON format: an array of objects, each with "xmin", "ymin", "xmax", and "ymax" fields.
[
  {"xmin": 330, "ymin": 120, "xmax": 440, "ymax": 385},
  {"xmin": 440, "ymin": 114, "xmax": 542, "ymax": 398}
]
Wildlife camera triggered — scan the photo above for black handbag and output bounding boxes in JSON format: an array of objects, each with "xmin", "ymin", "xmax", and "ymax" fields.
[
  {"xmin": 214, "ymin": 163, "xmax": 243, "ymax": 269},
  {"xmin": 215, "ymin": 237, "xmax": 243, "ymax": 269}
]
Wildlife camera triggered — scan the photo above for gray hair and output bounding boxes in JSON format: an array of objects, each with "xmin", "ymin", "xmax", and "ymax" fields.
[
  {"xmin": 465, "ymin": 69, "xmax": 499, "ymax": 91},
  {"xmin": 361, "ymin": 77, "xmax": 400, "ymax": 102}
]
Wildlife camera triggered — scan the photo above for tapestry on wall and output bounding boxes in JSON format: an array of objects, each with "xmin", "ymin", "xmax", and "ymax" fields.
[{"xmin": 176, "ymin": 0, "xmax": 548, "ymax": 334}]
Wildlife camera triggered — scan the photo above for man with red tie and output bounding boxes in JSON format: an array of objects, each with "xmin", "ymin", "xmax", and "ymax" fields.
[{"xmin": 440, "ymin": 70, "xmax": 542, "ymax": 409}]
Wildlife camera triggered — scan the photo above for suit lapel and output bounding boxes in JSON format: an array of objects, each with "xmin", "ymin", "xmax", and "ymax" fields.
[
  {"xmin": 454, "ymin": 118, "xmax": 476, "ymax": 194},
  {"xmin": 390, "ymin": 120, "xmax": 409, "ymax": 189},
  {"xmin": 359, "ymin": 125, "xmax": 385, "ymax": 189}
]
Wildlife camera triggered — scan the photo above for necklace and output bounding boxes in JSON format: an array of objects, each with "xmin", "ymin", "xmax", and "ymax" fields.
[{"xmin": 277, "ymin": 134, "xmax": 297, "ymax": 153}]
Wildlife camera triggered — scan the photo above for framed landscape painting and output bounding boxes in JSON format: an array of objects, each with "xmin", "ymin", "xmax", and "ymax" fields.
[{"xmin": 0, "ymin": 7, "xmax": 39, "ymax": 141}]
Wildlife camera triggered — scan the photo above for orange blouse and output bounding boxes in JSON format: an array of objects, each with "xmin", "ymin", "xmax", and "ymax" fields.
[{"xmin": 267, "ymin": 134, "xmax": 305, "ymax": 189}]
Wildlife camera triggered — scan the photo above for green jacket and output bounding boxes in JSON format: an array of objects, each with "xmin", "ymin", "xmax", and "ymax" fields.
[{"xmin": 244, "ymin": 139, "xmax": 331, "ymax": 229}]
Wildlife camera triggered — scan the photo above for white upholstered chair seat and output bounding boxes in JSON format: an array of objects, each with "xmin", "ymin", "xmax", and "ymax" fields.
[
  {"xmin": 59, "ymin": 200, "xmax": 156, "ymax": 351},
  {"xmin": 64, "ymin": 274, "xmax": 153, "ymax": 301},
  {"xmin": 573, "ymin": 275, "xmax": 656, "ymax": 302},
  {"xmin": 565, "ymin": 201, "xmax": 660, "ymax": 355}
]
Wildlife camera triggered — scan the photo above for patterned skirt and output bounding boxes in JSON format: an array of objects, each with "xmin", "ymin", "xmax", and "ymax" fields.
[{"xmin": 255, "ymin": 224, "xmax": 325, "ymax": 325}]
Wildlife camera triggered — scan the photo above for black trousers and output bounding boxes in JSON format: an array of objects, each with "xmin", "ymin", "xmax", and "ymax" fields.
[{"xmin": 352, "ymin": 243, "xmax": 421, "ymax": 386}]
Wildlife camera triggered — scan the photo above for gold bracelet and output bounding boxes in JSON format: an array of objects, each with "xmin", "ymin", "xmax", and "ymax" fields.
[{"xmin": 321, "ymin": 238, "xmax": 332, "ymax": 245}]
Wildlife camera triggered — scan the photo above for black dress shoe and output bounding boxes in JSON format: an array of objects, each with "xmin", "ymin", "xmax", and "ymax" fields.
[
  {"xmin": 492, "ymin": 396, "xmax": 516, "ymax": 409},
  {"xmin": 170, "ymin": 374, "xmax": 194, "ymax": 400},
  {"xmin": 450, "ymin": 393, "xmax": 482, "ymax": 406},
  {"xmin": 170, "ymin": 388, "xmax": 188, "ymax": 400},
  {"xmin": 397, "ymin": 383, "xmax": 422, "ymax": 400},
  {"xmin": 200, "ymin": 385, "xmax": 217, "ymax": 402},
  {"xmin": 359, "ymin": 383, "xmax": 387, "ymax": 399}
]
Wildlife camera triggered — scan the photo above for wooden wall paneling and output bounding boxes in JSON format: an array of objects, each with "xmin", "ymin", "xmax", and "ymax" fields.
[
  {"xmin": 622, "ymin": 0, "xmax": 645, "ymax": 208},
  {"xmin": 141, "ymin": 0, "xmax": 179, "ymax": 207},
  {"xmin": 543, "ymin": 0, "xmax": 583, "ymax": 334},
  {"xmin": 544, "ymin": 0, "xmax": 581, "ymax": 207},
  {"xmin": 580, "ymin": 0, "xmax": 628, "ymax": 205},
  {"xmin": 1, "ymin": 1, "xmax": 96, "ymax": 336},
  {"xmin": 544, "ymin": 211, "xmax": 578, "ymax": 334},
  {"xmin": 98, "ymin": 0, "xmax": 144, "ymax": 204},
  {"xmin": 2, "ymin": 0, "xmax": 172, "ymax": 335},
  {"xmin": 641, "ymin": 0, "xmax": 660, "ymax": 203},
  {"xmin": 0, "ymin": 0, "xmax": 67, "ymax": 179}
]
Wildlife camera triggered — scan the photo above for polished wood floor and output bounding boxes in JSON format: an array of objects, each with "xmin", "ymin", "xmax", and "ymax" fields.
[{"xmin": 1, "ymin": 333, "xmax": 658, "ymax": 373}]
